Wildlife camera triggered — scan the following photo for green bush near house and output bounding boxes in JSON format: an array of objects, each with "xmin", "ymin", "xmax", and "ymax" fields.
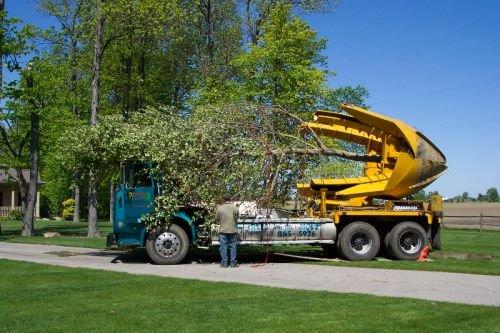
[{"xmin": 7, "ymin": 209, "xmax": 22, "ymax": 221}]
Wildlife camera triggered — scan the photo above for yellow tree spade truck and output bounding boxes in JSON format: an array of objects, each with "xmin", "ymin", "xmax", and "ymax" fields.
[{"xmin": 107, "ymin": 104, "xmax": 447, "ymax": 264}]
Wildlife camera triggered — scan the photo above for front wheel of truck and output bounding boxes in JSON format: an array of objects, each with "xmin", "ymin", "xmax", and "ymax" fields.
[{"xmin": 146, "ymin": 224, "xmax": 189, "ymax": 265}]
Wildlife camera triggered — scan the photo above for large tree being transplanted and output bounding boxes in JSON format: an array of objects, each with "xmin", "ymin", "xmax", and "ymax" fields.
[{"xmin": 58, "ymin": 103, "xmax": 368, "ymax": 228}]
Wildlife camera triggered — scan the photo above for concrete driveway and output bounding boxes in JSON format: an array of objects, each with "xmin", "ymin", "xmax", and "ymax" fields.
[{"xmin": 1, "ymin": 242, "xmax": 499, "ymax": 306}]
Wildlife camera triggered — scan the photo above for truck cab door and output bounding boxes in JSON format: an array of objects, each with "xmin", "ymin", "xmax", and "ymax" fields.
[{"xmin": 113, "ymin": 163, "xmax": 155, "ymax": 246}]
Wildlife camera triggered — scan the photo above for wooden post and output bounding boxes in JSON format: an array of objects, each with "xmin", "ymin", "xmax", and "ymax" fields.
[
  {"xmin": 479, "ymin": 212, "xmax": 484, "ymax": 232},
  {"xmin": 35, "ymin": 191, "xmax": 40, "ymax": 218},
  {"xmin": 11, "ymin": 189, "xmax": 15, "ymax": 210}
]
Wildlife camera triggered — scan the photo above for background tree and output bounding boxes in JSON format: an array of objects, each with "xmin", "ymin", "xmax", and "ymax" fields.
[
  {"xmin": 233, "ymin": 4, "xmax": 328, "ymax": 113},
  {"xmin": 0, "ymin": 9, "xmax": 39, "ymax": 232},
  {"xmin": 86, "ymin": 0, "xmax": 103, "ymax": 237},
  {"xmin": 486, "ymin": 187, "xmax": 499, "ymax": 202},
  {"xmin": 38, "ymin": 0, "xmax": 93, "ymax": 223},
  {"xmin": 412, "ymin": 190, "xmax": 425, "ymax": 201},
  {"xmin": 0, "ymin": 0, "xmax": 5, "ymax": 91},
  {"xmin": 242, "ymin": 0, "xmax": 340, "ymax": 44}
]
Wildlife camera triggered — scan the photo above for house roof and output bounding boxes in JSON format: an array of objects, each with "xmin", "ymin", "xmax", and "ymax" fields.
[{"xmin": 0, "ymin": 168, "xmax": 43, "ymax": 184}]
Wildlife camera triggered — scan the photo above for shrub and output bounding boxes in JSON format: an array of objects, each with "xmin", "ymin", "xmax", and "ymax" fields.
[
  {"xmin": 61, "ymin": 198, "xmax": 75, "ymax": 220},
  {"xmin": 8, "ymin": 209, "xmax": 22, "ymax": 221}
]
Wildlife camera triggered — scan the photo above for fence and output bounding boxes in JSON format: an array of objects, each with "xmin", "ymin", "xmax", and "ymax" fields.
[
  {"xmin": 0, "ymin": 206, "xmax": 22, "ymax": 217},
  {"xmin": 443, "ymin": 213, "xmax": 500, "ymax": 231}
]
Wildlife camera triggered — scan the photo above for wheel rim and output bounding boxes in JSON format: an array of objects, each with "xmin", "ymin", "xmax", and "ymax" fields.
[
  {"xmin": 154, "ymin": 232, "xmax": 181, "ymax": 258},
  {"xmin": 398, "ymin": 231, "xmax": 422, "ymax": 254},
  {"xmin": 349, "ymin": 232, "xmax": 373, "ymax": 255}
]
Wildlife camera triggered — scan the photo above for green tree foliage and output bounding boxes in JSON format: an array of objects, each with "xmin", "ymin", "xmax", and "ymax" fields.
[
  {"xmin": 0, "ymin": 14, "xmax": 36, "ymax": 169},
  {"xmin": 233, "ymin": 4, "xmax": 328, "ymax": 113},
  {"xmin": 412, "ymin": 190, "xmax": 426, "ymax": 201},
  {"xmin": 486, "ymin": 187, "xmax": 499, "ymax": 202},
  {"xmin": 242, "ymin": 0, "xmax": 340, "ymax": 44},
  {"xmin": 58, "ymin": 105, "xmax": 260, "ymax": 226}
]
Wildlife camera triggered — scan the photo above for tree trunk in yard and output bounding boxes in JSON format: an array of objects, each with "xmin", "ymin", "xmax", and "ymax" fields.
[
  {"xmin": 73, "ymin": 185, "xmax": 80, "ymax": 223},
  {"xmin": 22, "ymin": 111, "xmax": 39, "ymax": 236},
  {"xmin": 87, "ymin": 169, "xmax": 99, "ymax": 237},
  {"xmin": 16, "ymin": 167, "xmax": 28, "ymax": 217},
  {"xmin": 109, "ymin": 181, "xmax": 114, "ymax": 224},
  {"xmin": 87, "ymin": 0, "xmax": 103, "ymax": 238},
  {"xmin": 0, "ymin": 0, "xmax": 4, "ymax": 93}
]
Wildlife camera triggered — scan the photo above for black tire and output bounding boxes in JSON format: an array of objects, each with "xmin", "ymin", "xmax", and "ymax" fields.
[
  {"xmin": 321, "ymin": 244, "xmax": 338, "ymax": 257},
  {"xmin": 146, "ymin": 224, "xmax": 189, "ymax": 265},
  {"xmin": 388, "ymin": 222, "xmax": 428, "ymax": 260},
  {"xmin": 431, "ymin": 223, "xmax": 442, "ymax": 250},
  {"xmin": 338, "ymin": 222, "xmax": 380, "ymax": 261}
]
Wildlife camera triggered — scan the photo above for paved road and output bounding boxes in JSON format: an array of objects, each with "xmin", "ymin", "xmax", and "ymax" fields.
[{"xmin": 1, "ymin": 242, "xmax": 499, "ymax": 306}]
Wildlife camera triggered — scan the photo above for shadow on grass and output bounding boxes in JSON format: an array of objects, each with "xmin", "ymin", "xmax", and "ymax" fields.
[
  {"xmin": 187, "ymin": 245, "xmax": 326, "ymax": 265},
  {"xmin": 96, "ymin": 246, "xmax": 318, "ymax": 266}
]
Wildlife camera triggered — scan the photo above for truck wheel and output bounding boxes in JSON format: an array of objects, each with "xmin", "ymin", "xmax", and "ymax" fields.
[
  {"xmin": 146, "ymin": 224, "xmax": 189, "ymax": 265},
  {"xmin": 338, "ymin": 222, "xmax": 380, "ymax": 261},
  {"xmin": 431, "ymin": 223, "xmax": 442, "ymax": 250},
  {"xmin": 321, "ymin": 244, "xmax": 338, "ymax": 257},
  {"xmin": 388, "ymin": 222, "xmax": 428, "ymax": 260}
]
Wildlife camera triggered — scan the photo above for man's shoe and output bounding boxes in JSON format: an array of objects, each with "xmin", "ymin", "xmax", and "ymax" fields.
[
  {"xmin": 220, "ymin": 264, "xmax": 228, "ymax": 268},
  {"xmin": 229, "ymin": 263, "xmax": 239, "ymax": 268}
]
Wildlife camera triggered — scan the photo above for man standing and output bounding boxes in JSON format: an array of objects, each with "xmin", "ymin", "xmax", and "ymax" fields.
[{"xmin": 215, "ymin": 199, "xmax": 239, "ymax": 268}]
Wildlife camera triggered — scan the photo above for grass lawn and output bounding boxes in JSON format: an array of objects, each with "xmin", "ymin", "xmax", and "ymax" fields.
[
  {"xmin": 0, "ymin": 260, "xmax": 499, "ymax": 333},
  {"xmin": 1, "ymin": 219, "xmax": 499, "ymax": 275},
  {"xmin": 0, "ymin": 219, "xmax": 112, "ymax": 249}
]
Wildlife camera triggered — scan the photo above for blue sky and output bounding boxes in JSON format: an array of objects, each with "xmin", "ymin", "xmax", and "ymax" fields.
[
  {"xmin": 305, "ymin": 0, "xmax": 500, "ymax": 198},
  {"xmin": 6, "ymin": 0, "xmax": 500, "ymax": 197}
]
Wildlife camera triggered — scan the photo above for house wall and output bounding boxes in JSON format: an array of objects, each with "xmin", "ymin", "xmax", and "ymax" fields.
[
  {"xmin": 0, "ymin": 184, "xmax": 40, "ymax": 217},
  {"xmin": 0, "ymin": 185, "xmax": 17, "ymax": 206}
]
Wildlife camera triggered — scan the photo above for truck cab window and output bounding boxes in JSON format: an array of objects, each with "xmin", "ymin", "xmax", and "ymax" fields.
[
  {"xmin": 124, "ymin": 165, "xmax": 152, "ymax": 188},
  {"xmin": 134, "ymin": 167, "xmax": 152, "ymax": 187}
]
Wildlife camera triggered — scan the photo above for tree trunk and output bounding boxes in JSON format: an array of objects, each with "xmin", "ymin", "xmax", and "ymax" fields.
[
  {"xmin": 69, "ymin": 7, "xmax": 81, "ymax": 224},
  {"xmin": 90, "ymin": 1, "xmax": 102, "ymax": 126},
  {"xmin": 270, "ymin": 148, "xmax": 382, "ymax": 162},
  {"xmin": 73, "ymin": 185, "xmax": 80, "ymax": 223},
  {"xmin": 70, "ymin": 38, "xmax": 80, "ymax": 118},
  {"xmin": 87, "ymin": 170, "xmax": 99, "ymax": 237},
  {"xmin": 16, "ymin": 167, "xmax": 28, "ymax": 218},
  {"xmin": 203, "ymin": 0, "xmax": 214, "ymax": 62},
  {"xmin": 109, "ymin": 181, "xmax": 114, "ymax": 224},
  {"xmin": 136, "ymin": 39, "xmax": 146, "ymax": 111},
  {"xmin": 0, "ymin": 0, "xmax": 4, "ymax": 94},
  {"xmin": 22, "ymin": 111, "xmax": 39, "ymax": 237},
  {"xmin": 87, "ymin": 0, "xmax": 103, "ymax": 238}
]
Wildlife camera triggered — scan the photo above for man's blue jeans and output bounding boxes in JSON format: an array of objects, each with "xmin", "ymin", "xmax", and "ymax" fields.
[{"xmin": 219, "ymin": 233, "xmax": 237, "ymax": 266}]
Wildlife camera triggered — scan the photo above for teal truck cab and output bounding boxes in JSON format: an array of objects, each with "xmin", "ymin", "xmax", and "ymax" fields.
[{"xmin": 107, "ymin": 163, "xmax": 337, "ymax": 264}]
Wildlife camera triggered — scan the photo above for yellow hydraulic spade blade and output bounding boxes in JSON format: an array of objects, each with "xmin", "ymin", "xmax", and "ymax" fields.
[{"xmin": 300, "ymin": 104, "xmax": 447, "ymax": 206}]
